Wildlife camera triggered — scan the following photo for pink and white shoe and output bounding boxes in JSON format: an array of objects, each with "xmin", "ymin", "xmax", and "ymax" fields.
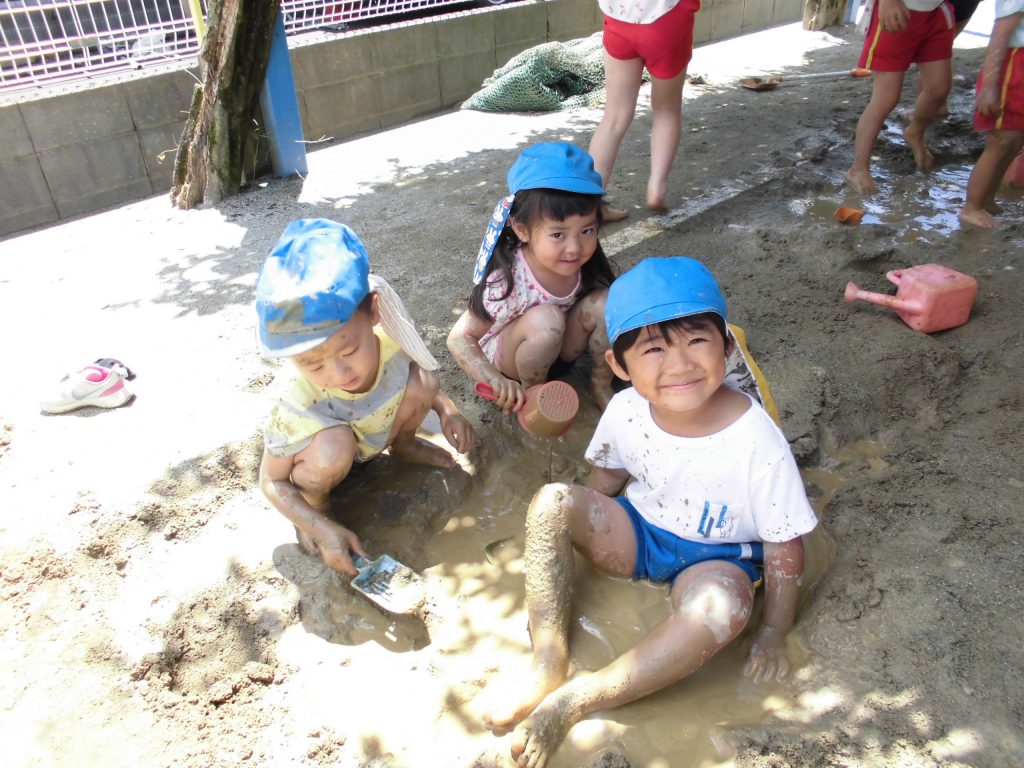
[{"xmin": 40, "ymin": 361, "xmax": 133, "ymax": 414}]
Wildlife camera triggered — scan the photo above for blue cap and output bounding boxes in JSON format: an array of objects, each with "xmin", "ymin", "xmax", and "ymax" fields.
[
  {"xmin": 606, "ymin": 257, "xmax": 727, "ymax": 343},
  {"xmin": 506, "ymin": 142, "xmax": 605, "ymax": 195},
  {"xmin": 256, "ymin": 219, "xmax": 370, "ymax": 357}
]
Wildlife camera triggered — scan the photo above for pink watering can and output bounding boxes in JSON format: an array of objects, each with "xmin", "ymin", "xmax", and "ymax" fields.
[{"xmin": 843, "ymin": 264, "xmax": 977, "ymax": 333}]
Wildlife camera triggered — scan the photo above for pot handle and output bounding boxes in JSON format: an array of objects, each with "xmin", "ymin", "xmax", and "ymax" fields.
[{"xmin": 885, "ymin": 269, "xmax": 904, "ymax": 287}]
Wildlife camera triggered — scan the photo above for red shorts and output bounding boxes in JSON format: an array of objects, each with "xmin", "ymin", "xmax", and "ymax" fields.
[
  {"xmin": 974, "ymin": 47, "xmax": 1024, "ymax": 132},
  {"xmin": 602, "ymin": 0, "xmax": 701, "ymax": 80},
  {"xmin": 859, "ymin": 2, "xmax": 955, "ymax": 72}
]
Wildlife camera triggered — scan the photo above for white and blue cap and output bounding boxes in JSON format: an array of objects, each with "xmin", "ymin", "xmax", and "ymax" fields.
[
  {"xmin": 473, "ymin": 142, "xmax": 605, "ymax": 284},
  {"xmin": 606, "ymin": 257, "xmax": 727, "ymax": 344},
  {"xmin": 256, "ymin": 219, "xmax": 370, "ymax": 357}
]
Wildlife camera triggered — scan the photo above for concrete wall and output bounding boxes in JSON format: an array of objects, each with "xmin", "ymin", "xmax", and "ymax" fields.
[{"xmin": 0, "ymin": 0, "xmax": 804, "ymax": 238}]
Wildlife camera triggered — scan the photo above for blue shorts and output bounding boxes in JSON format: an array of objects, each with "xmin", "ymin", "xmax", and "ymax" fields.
[{"xmin": 617, "ymin": 497, "xmax": 763, "ymax": 586}]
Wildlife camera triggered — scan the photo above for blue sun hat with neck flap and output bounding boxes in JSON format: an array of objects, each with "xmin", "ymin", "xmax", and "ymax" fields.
[
  {"xmin": 256, "ymin": 219, "xmax": 440, "ymax": 370},
  {"xmin": 256, "ymin": 219, "xmax": 371, "ymax": 357},
  {"xmin": 473, "ymin": 142, "xmax": 605, "ymax": 284},
  {"xmin": 605, "ymin": 256, "xmax": 727, "ymax": 344}
]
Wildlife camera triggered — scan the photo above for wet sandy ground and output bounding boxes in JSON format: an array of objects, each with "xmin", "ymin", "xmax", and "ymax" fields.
[{"xmin": 2, "ymin": 8, "xmax": 1023, "ymax": 768}]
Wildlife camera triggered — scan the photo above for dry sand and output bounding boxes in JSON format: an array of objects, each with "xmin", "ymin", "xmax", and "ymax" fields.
[{"xmin": 1, "ymin": 14, "xmax": 1022, "ymax": 768}]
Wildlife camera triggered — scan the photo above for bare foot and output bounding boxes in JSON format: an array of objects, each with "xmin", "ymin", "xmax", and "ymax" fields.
[
  {"xmin": 601, "ymin": 203, "xmax": 629, "ymax": 222},
  {"xmin": 646, "ymin": 196, "xmax": 668, "ymax": 214},
  {"xmin": 390, "ymin": 436, "xmax": 455, "ymax": 468},
  {"xmin": 646, "ymin": 183, "xmax": 668, "ymax": 213},
  {"xmin": 959, "ymin": 207, "xmax": 1001, "ymax": 229},
  {"xmin": 510, "ymin": 694, "xmax": 577, "ymax": 768},
  {"xmin": 845, "ymin": 168, "xmax": 877, "ymax": 195},
  {"xmin": 478, "ymin": 659, "xmax": 567, "ymax": 729},
  {"xmin": 904, "ymin": 124, "xmax": 934, "ymax": 170}
]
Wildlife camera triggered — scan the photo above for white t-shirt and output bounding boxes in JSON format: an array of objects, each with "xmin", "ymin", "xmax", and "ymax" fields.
[
  {"xmin": 585, "ymin": 389, "xmax": 818, "ymax": 544},
  {"xmin": 598, "ymin": 0, "xmax": 681, "ymax": 25},
  {"xmin": 997, "ymin": 0, "xmax": 1024, "ymax": 49}
]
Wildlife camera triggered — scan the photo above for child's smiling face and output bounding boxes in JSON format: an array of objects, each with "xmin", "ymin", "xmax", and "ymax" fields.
[
  {"xmin": 512, "ymin": 211, "xmax": 599, "ymax": 288},
  {"xmin": 291, "ymin": 296, "xmax": 381, "ymax": 393},
  {"xmin": 608, "ymin": 317, "xmax": 729, "ymax": 421}
]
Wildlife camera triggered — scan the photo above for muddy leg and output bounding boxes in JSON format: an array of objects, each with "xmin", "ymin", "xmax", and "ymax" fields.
[
  {"xmin": 388, "ymin": 365, "xmax": 455, "ymax": 468},
  {"xmin": 511, "ymin": 561, "xmax": 754, "ymax": 768},
  {"xmin": 480, "ymin": 484, "xmax": 635, "ymax": 728},
  {"xmin": 847, "ymin": 71, "xmax": 904, "ymax": 195},
  {"xmin": 904, "ymin": 59, "xmax": 951, "ymax": 170},
  {"xmin": 563, "ymin": 290, "xmax": 613, "ymax": 410}
]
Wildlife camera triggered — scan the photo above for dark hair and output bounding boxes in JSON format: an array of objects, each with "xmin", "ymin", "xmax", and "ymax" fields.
[
  {"xmin": 468, "ymin": 188, "xmax": 616, "ymax": 322},
  {"xmin": 611, "ymin": 312, "xmax": 729, "ymax": 372}
]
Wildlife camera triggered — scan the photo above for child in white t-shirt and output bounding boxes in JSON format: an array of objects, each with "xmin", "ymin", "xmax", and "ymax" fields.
[{"xmin": 477, "ymin": 256, "xmax": 818, "ymax": 768}]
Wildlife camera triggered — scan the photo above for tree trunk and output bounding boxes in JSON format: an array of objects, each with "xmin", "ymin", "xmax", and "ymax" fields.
[
  {"xmin": 803, "ymin": 0, "xmax": 846, "ymax": 30},
  {"xmin": 171, "ymin": 0, "xmax": 281, "ymax": 209}
]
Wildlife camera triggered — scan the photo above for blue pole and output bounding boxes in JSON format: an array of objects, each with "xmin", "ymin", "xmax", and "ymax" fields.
[
  {"xmin": 845, "ymin": 0, "xmax": 862, "ymax": 24},
  {"xmin": 260, "ymin": 10, "xmax": 308, "ymax": 177}
]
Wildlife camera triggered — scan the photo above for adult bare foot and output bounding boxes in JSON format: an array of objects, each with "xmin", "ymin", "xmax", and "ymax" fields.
[
  {"xmin": 601, "ymin": 203, "xmax": 630, "ymax": 222},
  {"xmin": 478, "ymin": 659, "xmax": 567, "ymax": 729},
  {"xmin": 510, "ymin": 694, "xmax": 577, "ymax": 768},
  {"xmin": 845, "ymin": 168, "xmax": 877, "ymax": 195},
  {"xmin": 959, "ymin": 207, "xmax": 1001, "ymax": 229},
  {"xmin": 390, "ymin": 436, "xmax": 456, "ymax": 468},
  {"xmin": 904, "ymin": 124, "xmax": 934, "ymax": 170}
]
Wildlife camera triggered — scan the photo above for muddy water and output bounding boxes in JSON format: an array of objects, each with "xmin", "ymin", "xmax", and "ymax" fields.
[
  {"xmin": 790, "ymin": 159, "xmax": 1023, "ymax": 247},
  {"xmin": 270, "ymin": 400, "xmax": 897, "ymax": 766}
]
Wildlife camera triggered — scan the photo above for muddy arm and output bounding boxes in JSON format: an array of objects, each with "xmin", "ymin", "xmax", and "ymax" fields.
[
  {"xmin": 744, "ymin": 536, "xmax": 804, "ymax": 682},
  {"xmin": 431, "ymin": 388, "xmax": 477, "ymax": 454},
  {"xmin": 258, "ymin": 448, "xmax": 365, "ymax": 576},
  {"xmin": 586, "ymin": 466, "xmax": 630, "ymax": 497},
  {"xmin": 447, "ymin": 309, "xmax": 502, "ymax": 383},
  {"xmin": 447, "ymin": 308, "xmax": 524, "ymax": 410},
  {"xmin": 977, "ymin": 14, "xmax": 1022, "ymax": 115}
]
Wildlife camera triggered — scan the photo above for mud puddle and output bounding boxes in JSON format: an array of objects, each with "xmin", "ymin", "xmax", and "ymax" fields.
[{"xmin": 265, "ymin": 398, "xmax": 901, "ymax": 767}]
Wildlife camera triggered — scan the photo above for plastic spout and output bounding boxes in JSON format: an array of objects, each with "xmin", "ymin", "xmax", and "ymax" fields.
[{"xmin": 844, "ymin": 281, "xmax": 921, "ymax": 314}]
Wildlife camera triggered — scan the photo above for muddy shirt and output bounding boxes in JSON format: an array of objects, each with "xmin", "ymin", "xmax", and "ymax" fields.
[
  {"xmin": 478, "ymin": 248, "xmax": 581, "ymax": 366},
  {"xmin": 264, "ymin": 328, "xmax": 410, "ymax": 461},
  {"xmin": 585, "ymin": 389, "xmax": 817, "ymax": 543}
]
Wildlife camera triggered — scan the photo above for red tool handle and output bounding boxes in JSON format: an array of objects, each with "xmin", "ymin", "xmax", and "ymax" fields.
[{"xmin": 475, "ymin": 382, "xmax": 497, "ymax": 400}]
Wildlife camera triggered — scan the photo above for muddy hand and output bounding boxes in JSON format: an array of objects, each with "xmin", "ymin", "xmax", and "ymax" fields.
[
  {"xmin": 440, "ymin": 411, "xmax": 477, "ymax": 453},
  {"xmin": 743, "ymin": 625, "xmax": 791, "ymax": 683},
  {"xmin": 476, "ymin": 379, "xmax": 526, "ymax": 413},
  {"xmin": 318, "ymin": 527, "xmax": 368, "ymax": 577}
]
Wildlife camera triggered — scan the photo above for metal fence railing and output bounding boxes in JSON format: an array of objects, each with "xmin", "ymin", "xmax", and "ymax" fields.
[{"xmin": 0, "ymin": 0, "xmax": 490, "ymax": 94}]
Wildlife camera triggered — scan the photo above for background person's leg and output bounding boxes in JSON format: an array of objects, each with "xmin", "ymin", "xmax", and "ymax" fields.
[
  {"xmin": 589, "ymin": 53, "xmax": 646, "ymax": 219},
  {"xmin": 647, "ymin": 68, "xmax": 688, "ymax": 211}
]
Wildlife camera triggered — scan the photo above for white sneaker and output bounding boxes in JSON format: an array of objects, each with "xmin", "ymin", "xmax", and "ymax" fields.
[{"xmin": 40, "ymin": 362, "xmax": 133, "ymax": 414}]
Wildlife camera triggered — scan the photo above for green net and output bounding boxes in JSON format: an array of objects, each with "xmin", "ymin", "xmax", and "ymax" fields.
[{"xmin": 462, "ymin": 33, "xmax": 625, "ymax": 112}]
